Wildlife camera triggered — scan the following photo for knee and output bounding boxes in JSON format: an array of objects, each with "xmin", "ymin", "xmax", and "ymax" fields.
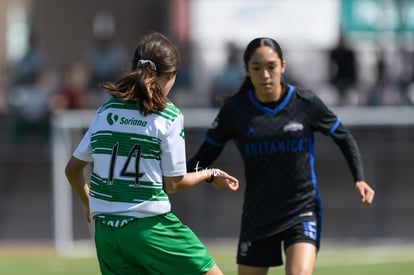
[{"xmin": 285, "ymin": 265, "xmax": 313, "ymax": 275}]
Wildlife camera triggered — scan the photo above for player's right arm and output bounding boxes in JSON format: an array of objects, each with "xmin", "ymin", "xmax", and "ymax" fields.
[
  {"xmin": 65, "ymin": 157, "xmax": 91, "ymax": 222},
  {"xmin": 187, "ymin": 141, "xmax": 223, "ymax": 172},
  {"xmin": 187, "ymin": 102, "xmax": 234, "ymax": 172}
]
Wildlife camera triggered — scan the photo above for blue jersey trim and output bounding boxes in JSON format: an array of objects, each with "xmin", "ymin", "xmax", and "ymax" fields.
[
  {"xmin": 308, "ymin": 134, "xmax": 323, "ymax": 229},
  {"xmin": 308, "ymin": 135, "xmax": 317, "ymax": 188},
  {"xmin": 247, "ymin": 84, "xmax": 295, "ymax": 115},
  {"xmin": 327, "ymin": 118, "xmax": 341, "ymax": 136},
  {"xmin": 205, "ymin": 135, "xmax": 225, "ymax": 147}
]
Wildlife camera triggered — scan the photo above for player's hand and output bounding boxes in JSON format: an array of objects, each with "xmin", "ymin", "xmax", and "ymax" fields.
[
  {"xmin": 355, "ymin": 181, "xmax": 375, "ymax": 205},
  {"xmin": 210, "ymin": 169, "xmax": 239, "ymax": 192}
]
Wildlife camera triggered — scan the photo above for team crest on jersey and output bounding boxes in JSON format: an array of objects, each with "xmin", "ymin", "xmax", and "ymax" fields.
[{"xmin": 283, "ymin": 121, "xmax": 303, "ymax": 132}]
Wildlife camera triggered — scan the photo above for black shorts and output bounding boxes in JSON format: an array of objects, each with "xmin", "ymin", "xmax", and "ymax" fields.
[{"xmin": 237, "ymin": 216, "xmax": 321, "ymax": 267}]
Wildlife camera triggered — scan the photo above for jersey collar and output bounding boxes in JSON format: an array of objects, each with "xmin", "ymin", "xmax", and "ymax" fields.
[{"xmin": 248, "ymin": 84, "xmax": 294, "ymax": 115}]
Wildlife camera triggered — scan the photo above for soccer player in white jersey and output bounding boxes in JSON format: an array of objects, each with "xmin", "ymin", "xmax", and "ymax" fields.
[{"xmin": 65, "ymin": 31, "xmax": 239, "ymax": 275}]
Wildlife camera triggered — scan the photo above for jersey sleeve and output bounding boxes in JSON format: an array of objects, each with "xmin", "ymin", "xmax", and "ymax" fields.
[
  {"xmin": 160, "ymin": 114, "xmax": 187, "ymax": 177},
  {"xmin": 310, "ymin": 92, "xmax": 366, "ymax": 182},
  {"xmin": 187, "ymin": 103, "xmax": 234, "ymax": 172},
  {"xmin": 72, "ymin": 114, "xmax": 97, "ymax": 162},
  {"xmin": 309, "ymin": 92, "xmax": 340, "ymax": 134},
  {"xmin": 205, "ymin": 102, "xmax": 235, "ymax": 147},
  {"xmin": 187, "ymin": 141, "xmax": 224, "ymax": 172}
]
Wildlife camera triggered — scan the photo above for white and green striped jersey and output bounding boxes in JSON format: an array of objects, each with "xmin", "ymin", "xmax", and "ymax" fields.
[{"xmin": 73, "ymin": 98, "xmax": 186, "ymax": 221}]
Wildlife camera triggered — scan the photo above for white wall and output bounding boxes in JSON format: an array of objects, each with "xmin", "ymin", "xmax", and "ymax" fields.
[{"xmin": 188, "ymin": 0, "xmax": 341, "ymax": 106}]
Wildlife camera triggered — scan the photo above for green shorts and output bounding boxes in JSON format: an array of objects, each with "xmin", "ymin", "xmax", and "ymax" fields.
[{"xmin": 94, "ymin": 212, "xmax": 215, "ymax": 275}]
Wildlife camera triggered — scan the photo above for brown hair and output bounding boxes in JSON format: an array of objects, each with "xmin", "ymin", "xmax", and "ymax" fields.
[{"xmin": 100, "ymin": 31, "xmax": 180, "ymax": 115}]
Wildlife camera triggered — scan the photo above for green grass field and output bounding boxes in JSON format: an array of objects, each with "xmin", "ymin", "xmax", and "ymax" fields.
[{"xmin": 1, "ymin": 241, "xmax": 413, "ymax": 274}]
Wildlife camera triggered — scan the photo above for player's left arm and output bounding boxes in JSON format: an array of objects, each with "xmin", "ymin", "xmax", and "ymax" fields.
[
  {"xmin": 163, "ymin": 169, "xmax": 239, "ymax": 194},
  {"xmin": 309, "ymin": 91, "xmax": 375, "ymax": 205},
  {"xmin": 329, "ymin": 124, "xmax": 375, "ymax": 205},
  {"xmin": 355, "ymin": 181, "xmax": 375, "ymax": 205}
]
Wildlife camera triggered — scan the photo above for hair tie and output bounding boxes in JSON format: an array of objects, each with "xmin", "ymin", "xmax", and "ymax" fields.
[{"xmin": 137, "ymin": 59, "xmax": 157, "ymax": 71}]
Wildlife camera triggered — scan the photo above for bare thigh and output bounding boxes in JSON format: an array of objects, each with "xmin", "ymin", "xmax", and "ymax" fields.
[
  {"xmin": 285, "ymin": 242, "xmax": 317, "ymax": 275},
  {"xmin": 238, "ymin": 264, "xmax": 269, "ymax": 275}
]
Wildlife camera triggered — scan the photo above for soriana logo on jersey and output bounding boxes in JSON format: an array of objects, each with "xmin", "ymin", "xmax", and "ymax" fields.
[{"xmin": 107, "ymin": 113, "xmax": 147, "ymax": 127}]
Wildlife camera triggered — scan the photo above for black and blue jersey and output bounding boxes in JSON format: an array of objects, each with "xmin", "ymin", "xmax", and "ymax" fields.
[{"xmin": 188, "ymin": 84, "xmax": 365, "ymax": 241}]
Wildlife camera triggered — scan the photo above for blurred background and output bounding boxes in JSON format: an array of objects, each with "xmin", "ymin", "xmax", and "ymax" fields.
[{"xmin": 0, "ymin": 0, "xmax": 413, "ymax": 253}]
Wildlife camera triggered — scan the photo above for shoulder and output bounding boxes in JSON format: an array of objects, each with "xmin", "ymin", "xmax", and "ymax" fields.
[
  {"xmin": 97, "ymin": 98, "xmax": 137, "ymax": 114},
  {"xmin": 288, "ymin": 85, "xmax": 332, "ymax": 116},
  {"xmin": 291, "ymin": 86, "xmax": 337, "ymax": 122},
  {"xmin": 97, "ymin": 98, "xmax": 119, "ymax": 113},
  {"xmin": 222, "ymin": 92, "xmax": 248, "ymax": 109},
  {"xmin": 154, "ymin": 101, "xmax": 183, "ymax": 122},
  {"xmin": 290, "ymin": 86, "xmax": 328, "ymax": 108},
  {"xmin": 293, "ymin": 86, "xmax": 317, "ymax": 102},
  {"xmin": 214, "ymin": 93, "xmax": 246, "ymax": 120}
]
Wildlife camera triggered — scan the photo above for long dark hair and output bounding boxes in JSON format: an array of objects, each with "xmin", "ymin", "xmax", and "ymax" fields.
[
  {"xmin": 100, "ymin": 31, "xmax": 180, "ymax": 115},
  {"xmin": 235, "ymin": 37, "xmax": 284, "ymax": 95}
]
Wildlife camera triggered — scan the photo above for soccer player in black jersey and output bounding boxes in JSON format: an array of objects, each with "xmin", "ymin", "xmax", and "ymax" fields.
[{"xmin": 188, "ymin": 37, "xmax": 375, "ymax": 275}]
